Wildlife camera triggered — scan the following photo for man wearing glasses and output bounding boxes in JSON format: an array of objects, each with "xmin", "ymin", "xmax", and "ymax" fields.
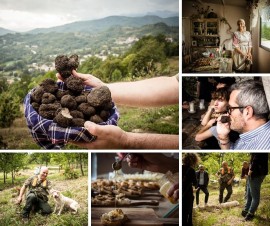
[{"xmin": 216, "ymin": 80, "xmax": 270, "ymax": 149}]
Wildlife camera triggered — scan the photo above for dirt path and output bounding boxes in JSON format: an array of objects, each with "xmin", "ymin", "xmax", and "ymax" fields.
[{"xmin": 193, "ymin": 182, "xmax": 269, "ymax": 226}]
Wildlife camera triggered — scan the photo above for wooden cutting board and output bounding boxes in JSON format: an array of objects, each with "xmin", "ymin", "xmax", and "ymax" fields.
[{"xmin": 91, "ymin": 207, "xmax": 163, "ymax": 226}]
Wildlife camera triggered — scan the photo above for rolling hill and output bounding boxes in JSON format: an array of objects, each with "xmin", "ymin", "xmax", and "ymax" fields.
[{"xmin": 27, "ymin": 15, "xmax": 179, "ymax": 34}]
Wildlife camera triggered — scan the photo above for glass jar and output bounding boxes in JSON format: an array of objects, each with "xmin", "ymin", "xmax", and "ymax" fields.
[{"xmin": 158, "ymin": 171, "xmax": 178, "ymax": 204}]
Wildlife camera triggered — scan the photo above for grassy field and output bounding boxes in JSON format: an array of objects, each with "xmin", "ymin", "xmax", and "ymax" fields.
[
  {"xmin": 0, "ymin": 104, "xmax": 179, "ymax": 149},
  {"xmin": 0, "ymin": 168, "xmax": 88, "ymax": 226},
  {"xmin": 193, "ymin": 175, "xmax": 270, "ymax": 226}
]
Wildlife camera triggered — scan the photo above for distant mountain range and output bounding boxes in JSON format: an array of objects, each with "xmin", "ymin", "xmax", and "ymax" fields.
[
  {"xmin": 0, "ymin": 15, "xmax": 179, "ymax": 36},
  {"xmin": 28, "ymin": 15, "xmax": 179, "ymax": 34},
  {"xmin": 0, "ymin": 27, "xmax": 15, "ymax": 35}
]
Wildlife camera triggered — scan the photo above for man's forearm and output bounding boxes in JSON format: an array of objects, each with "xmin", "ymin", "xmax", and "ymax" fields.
[
  {"xmin": 126, "ymin": 132, "xmax": 179, "ymax": 149},
  {"xmin": 107, "ymin": 76, "xmax": 179, "ymax": 107},
  {"xmin": 18, "ymin": 185, "xmax": 26, "ymax": 199}
]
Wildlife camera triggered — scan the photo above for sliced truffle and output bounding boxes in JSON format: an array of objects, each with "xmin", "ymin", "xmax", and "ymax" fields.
[
  {"xmin": 90, "ymin": 115, "xmax": 104, "ymax": 124},
  {"xmin": 70, "ymin": 110, "xmax": 84, "ymax": 119},
  {"xmin": 65, "ymin": 76, "xmax": 84, "ymax": 94},
  {"xmin": 87, "ymin": 86, "xmax": 111, "ymax": 107},
  {"xmin": 72, "ymin": 118, "xmax": 85, "ymax": 127},
  {"xmin": 77, "ymin": 103, "xmax": 96, "ymax": 117},
  {"xmin": 31, "ymin": 86, "xmax": 45, "ymax": 104},
  {"xmin": 53, "ymin": 108, "xmax": 73, "ymax": 127},
  {"xmin": 56, "ymin": 89, "xmax": 70, "ymax": 100},
  {"xmin": 41, "ymin": 93, "xmax": 56, "ymax": 104},
  {"xmin": 39, "ymin": 103, "xmax": 61, "ymax": 120},
  {"xmin": 40, "ymin": 79, "xmax": 58, "ymax": 94},
  {"xmin": 75, "ymin": 95, "xmax": 87, "ymax": 104},
  {"xmin": 60, "ymin": 95, "xmax": 77, "ymax": 110},
  {"xmin": 100, "ymin": 110, "xmax": 110, "ymax": 121}
]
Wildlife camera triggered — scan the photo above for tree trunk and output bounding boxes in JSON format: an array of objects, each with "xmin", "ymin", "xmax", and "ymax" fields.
[
  {"xmin": 3, "ymin": 171, "xmax": 6, "ymax": 184},
  {"xmin": 79, "ymin": 154, "xmax": 84, "ymax": 176}
]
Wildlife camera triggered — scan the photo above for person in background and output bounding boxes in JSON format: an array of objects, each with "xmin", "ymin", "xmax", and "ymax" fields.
[
  {"xmin": 195, "ymin": 87, "xmax": 239, "ymax": 149},
  {"xmin": 241, "ymin": 161, "xmax": 249, "ymax": 199},
  {"xmin": 58, "ymin": 71, "xmax": 179, "ymax": 149},
  {"xmin": 182, "ymin": 153, "xmax": 200, "ymax": 226},
  {"xmin": 232, "ymin": 19, "xmax": 252, "ymax": 72},
  {"xmin": 241, "ymin": 153, "xmax": 268, "ymax": 221},
  {"xmin": 195, "ymin": 165, "xmax": 209, "ymax": 207},
  {"xmin": 216, "ymin": 161, "xmax": 235, "ymax": 204},
  {"xmin": 16, "ymin": 166, "xmax": 53, "ymax": 223}
]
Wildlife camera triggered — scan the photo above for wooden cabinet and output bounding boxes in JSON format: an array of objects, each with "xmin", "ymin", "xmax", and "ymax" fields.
[{"xmin": 191, "ymin": 18, "xmax": 220, "ymax": 48}]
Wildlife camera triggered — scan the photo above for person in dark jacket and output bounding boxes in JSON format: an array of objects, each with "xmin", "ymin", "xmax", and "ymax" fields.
[
  {"xmin": 241, "ymin": 153, "xmax": 268, "ymax": 221},
  {"xmin": 195, "ymin": 165, "xmax": 209, "ymax": 207},
  {"xmin": 182, "ymin": 153, "xmax": 200, "ymax": 226}
]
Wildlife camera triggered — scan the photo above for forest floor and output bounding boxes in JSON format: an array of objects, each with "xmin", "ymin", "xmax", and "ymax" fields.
[
  {"xmin": 0, "ymin": 168, "xmax": 88, "ymax": 226},
  {"xmin": 193, "ymin": 176, "xmax": 270, "ymax": 226}
]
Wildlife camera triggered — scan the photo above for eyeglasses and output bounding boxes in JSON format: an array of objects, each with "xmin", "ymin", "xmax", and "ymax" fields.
[{"xmin": 227, "ymin": 106, "xmax": 246, "ymax": 115}]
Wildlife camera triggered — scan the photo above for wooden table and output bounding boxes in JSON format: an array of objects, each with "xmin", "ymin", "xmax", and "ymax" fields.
[
  {"xmin": 182, "ymin": 108, "xmax": 206, "ymax": 149},
  {"xmin": 91, "ymin": 189, "xmax": 179, "ymax": 225},
  {"xmin": 91, "ymin": 207, "xmax": 179, "ymax": 225}
]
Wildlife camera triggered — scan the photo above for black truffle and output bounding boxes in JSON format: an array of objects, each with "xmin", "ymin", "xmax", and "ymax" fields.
[
  {"xmin": 87, "ymin": 86, "xmax": 111, "ymax": 107},
  {"xmin": 39, "ymin": 103, "xmax": 61, "ymax": 120},
  {"xmin": 77, "ymin": 103, "xmax": 96, "ymax": 117},
  {"xmin": 220, "ymin": 116, "xmax": 230, "ymax": 123},
  {"xmin": 102, "ymin": 100, "xmax": 114, "ymax": 111},
  {"xmin": 66, "ymin": 76, "xmax": 84, "ymax": 94},
  {"xmin": 31, "ymin": 102, "xmax": 40, "ymax": 112},
  {"xmin": 70, "ymin": 110, "xmax": 84, "ymax": 119},
  {"xmin": 60, "ymin": 95, "xmax": 77, "ymax": 110},
  {"xmin": 75, "ymin": 95, "xmax": 87, "ymax": 104},
  {"xmin": 40, "ymin": 79, "xmax": 58, "ymax": 94},
  {"xmin": 53, "ymin": 108, "xmax": 73, "ymax": 127},
  {"xmin": 90, "ymin": 115, "xmax": 104, "ymax": 124},
  {"xmin": 56, "ymin": 89, "xmax": 70, "ymax": 100},
  {"xmin": 41, "ymin": 93, "xmax": 56, "ymax": 104},
  {"xmin": 72, "ymin": 118, "xmax": 85, "ymax": 127},
  {"xmin": 100, "ymin": 110, "xmax": 110, "ymax": 121},
  {"xmin": 55, "ymin": 55, "xmax": 79, "ymax": 79},
  {"xmin": 31, "ymin": 86, "xmax": 45, "ymax": 104}
]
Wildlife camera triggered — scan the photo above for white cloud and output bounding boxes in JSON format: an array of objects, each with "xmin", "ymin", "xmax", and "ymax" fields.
[{"xmin": 0, "ymin": 0, "xmax": 179, "ymax": 32}]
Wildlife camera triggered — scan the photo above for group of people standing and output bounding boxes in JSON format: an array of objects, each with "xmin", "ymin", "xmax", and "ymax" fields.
[{"xmin": 182, "ymin": 153, "xmax": 268, "ymax": 225}]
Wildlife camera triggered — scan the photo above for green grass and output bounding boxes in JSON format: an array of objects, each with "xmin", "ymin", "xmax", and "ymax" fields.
[
  {"xmin": 193, "ymin": 175, "xmax": 270, "ymax": 226},
  {"xmin": 0, "ymin": 172, "xmax": 88, "ymax": 226},
  {"xmin": 118, "ymin": 105, "xmax": 179, "ymax": 134},
  {"xmin": 0, "ymin": 104, "xmax": 179, "ymax": 149}
]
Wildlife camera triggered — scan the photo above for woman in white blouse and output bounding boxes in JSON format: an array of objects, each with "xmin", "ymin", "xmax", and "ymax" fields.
[{"xmin": 232, "ymin": 19, "xmax": 252, "ymax": 72}]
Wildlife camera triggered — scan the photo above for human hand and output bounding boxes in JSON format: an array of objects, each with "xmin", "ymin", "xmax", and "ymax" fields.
[
  {"xmin": 216, "ymin": 115, "xmax": 230, "ymax": 138},
  {"xmin": 167, "ymin": 182, "xmax": 179, "ymax": 202},
  {"xmin": 16, "ymin": 197, "xmax": 22, "ymax": 205},
  {"xmin": 56, "ymin": 70, "xmax": 105, "ymax": 87},
  {"xmin": 120, "ymin": 153, "xmax": 173, "ymax": 173},
  {"xmin": 71, "ymin": 121, "xmax": 128, "ymax": 149},
  {"xmin": 227, "ymin": 180, "xmax": 232, "ymax": 185},
  {"xmin": 206, "ymin": 118, "xmax": 216, "ymax": 127},
  {"xmin": 248, "ymin": 170, "xmax": 252, "ymax": 176}
]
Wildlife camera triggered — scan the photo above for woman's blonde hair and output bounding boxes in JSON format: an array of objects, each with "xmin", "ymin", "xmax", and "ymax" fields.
[{"xmin": 237, "ymin": 19, "xmax": 246, "ymax": 31}]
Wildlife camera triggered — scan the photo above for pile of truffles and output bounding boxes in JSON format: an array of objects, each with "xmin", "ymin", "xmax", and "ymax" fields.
[{"xmin": 30, "ymin": 55, "xmax": 114, "ymax": 128}]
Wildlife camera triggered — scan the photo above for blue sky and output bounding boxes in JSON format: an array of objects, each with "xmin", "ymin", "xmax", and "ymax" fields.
[{"xmin": 0, "ymin": 0, "xmax": 179, "ymax": 32}]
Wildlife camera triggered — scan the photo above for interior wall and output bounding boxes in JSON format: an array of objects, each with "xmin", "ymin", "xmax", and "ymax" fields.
[{"xmin": 182, "ymin": 1, "xmax": 250, "ymax": 50}]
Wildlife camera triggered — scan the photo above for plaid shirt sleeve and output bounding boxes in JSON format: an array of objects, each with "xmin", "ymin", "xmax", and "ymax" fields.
[{"xmin": 24, "ymin": 82, "xmax": 120, "ymax": 149}]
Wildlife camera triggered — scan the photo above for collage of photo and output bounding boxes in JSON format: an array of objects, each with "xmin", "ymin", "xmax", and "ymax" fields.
[{"xmin": 1, "ymin": 0, "xmax": 270, "ymax": 226}]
